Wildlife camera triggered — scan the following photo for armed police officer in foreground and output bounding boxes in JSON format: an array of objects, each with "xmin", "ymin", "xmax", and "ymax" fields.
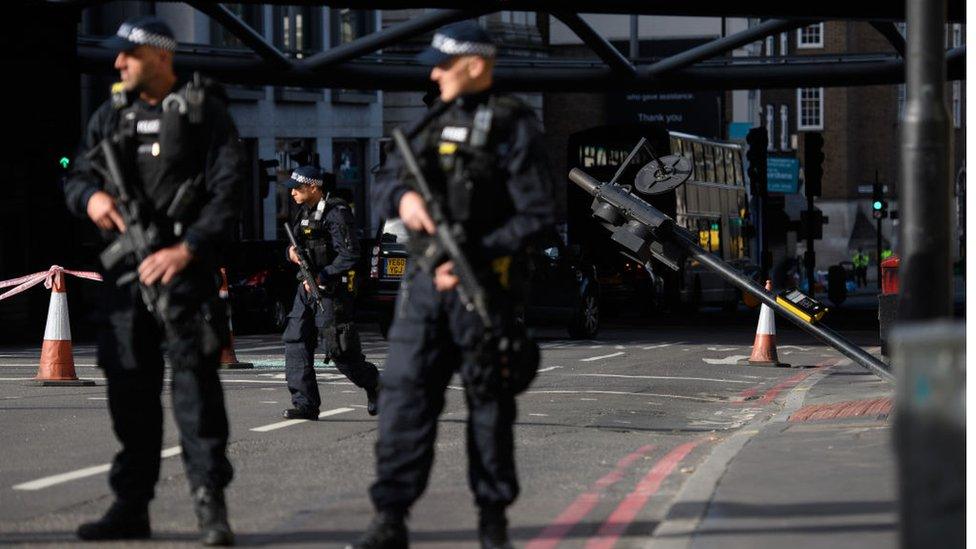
[
  {"xmin": 281, "ymin": 166, "xmax": 380, "ymax": 419},
  {"xmin": 351, "ymin": 21, "xmax": 555, "ymax": 549},
  {"xmin": 63, "ymin": 16, "xmax": 242, "ymax": 546}
]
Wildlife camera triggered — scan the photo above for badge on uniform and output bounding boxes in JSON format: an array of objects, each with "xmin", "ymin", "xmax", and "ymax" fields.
[{"xmin": 301, "ymin": 219, "xmax": 310, "ymax": 226}]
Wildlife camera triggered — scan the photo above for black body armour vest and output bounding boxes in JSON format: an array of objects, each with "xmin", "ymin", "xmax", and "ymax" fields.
[
  {"xmin": 297, "ymin": 198, "xmax": 340, "ymax": 272},
  {"xmin": 112, "ymin": 77, "xmax": 209, "ymax": 232},
  {"xmin": 417, "ymin": 95, "xmax": 523, "ymax": 261}
]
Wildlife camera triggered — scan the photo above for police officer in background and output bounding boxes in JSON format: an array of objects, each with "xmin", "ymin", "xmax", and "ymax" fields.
[
  {"xmin": 282, "ymin": 166, "xmax": 379, "ymax": 419},
  {"xmin": 351, "ymin": 21, "xmax": 555, "ymax": 549},
  {"xmin": 63, "ymin": 16, "xmax": 240, "ymax": 546}
]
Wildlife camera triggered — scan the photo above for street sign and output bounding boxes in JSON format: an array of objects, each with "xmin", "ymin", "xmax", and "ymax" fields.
[{"xmin": 767, "ymin": 156, "xmax": 799, "ymax": 194}]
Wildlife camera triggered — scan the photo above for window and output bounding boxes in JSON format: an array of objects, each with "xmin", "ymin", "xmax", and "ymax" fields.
[
  {"xmin": 211, "ymin": 4, "xmax": 264, "ymax": 49},
  {"xmin": 953, "ymin": 24, "xmax": 963, "ymax": 47},
  {"xmin": 333, "ymin": 138, "xmax": 368, "ymax": 229},
  {"xmin": 780, "ymin": 32, "xmax": 788, "ymax": 55},
  {"xmin": 765, "ymin": 35, "xmax": 775, "ymax": 56},
  {"xmin": 953, "ymin": 81, "xmax": 961, "ymax": 128},
  {"xmin": 797, "ymin": 23, "xmax": 824, "ymax": 49},
  {"xmin": 797, "ymin": 88, "xmax": 824, "ymax": 130},
  {"xmin": 274, "ymin": 5, "xmax": 321, "ymax": 58},
  {"xmin": 714, "ymin": 147, "xmax": 726, "ymax": 183},
  {"xmin": 780, "ymin": 105, "xmax": 789, "ymax": 150},
  {"xmin": 765, "ymin": 104, "xmax": 774, "ymax": 150},
  {"xmin": 330, "ymin": 8, "xmax": 374, "ymax": 47}
]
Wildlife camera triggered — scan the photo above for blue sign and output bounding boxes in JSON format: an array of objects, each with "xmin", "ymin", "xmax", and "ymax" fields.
[
  {"xmin": 767, "ymin": 156, "xmax": 799, "ymax": 194},
  {"xmin": 727, "ymin": 122, "xmax": 752, "ymax": 141}
]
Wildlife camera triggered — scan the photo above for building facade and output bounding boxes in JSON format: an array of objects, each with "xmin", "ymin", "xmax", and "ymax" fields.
[{"xmin": 758, "ymin": 21, "xmax": 966, "ymax": 279}]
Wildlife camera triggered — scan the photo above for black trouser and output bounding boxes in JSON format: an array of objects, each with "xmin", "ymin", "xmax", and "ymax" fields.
[
  {"xmin": 283, "ymin": 283, "xmax": 379, "ymax": 411},
  {"xmin": 369, "ymin": 269, "xmax": 518, "ymax": 513},
  {"xmin": 97, "ymin": 271, "xmax": 233, "ymax": 504},
  {"xmin": 855, "ymin": 266, "xmax": 868, "ymax": 287}
]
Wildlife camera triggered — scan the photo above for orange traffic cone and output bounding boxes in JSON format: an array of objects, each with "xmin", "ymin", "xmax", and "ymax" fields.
[
  {"xmin": 743, "ymin": 280, "xmax": 788, "ymax": 368},
  {"xmin": 31, "ymin": 272, "xmax": 95, "ymax": 386},
  {"xmin": 218, "ymin": 268, "xmax": 252, "ymax": 370}
]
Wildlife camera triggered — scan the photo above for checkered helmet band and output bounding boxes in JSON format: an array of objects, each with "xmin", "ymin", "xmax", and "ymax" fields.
[
  {"xmin": 118, "ymin": 23, "xmax": 177, "ymax": 51},
  {"xmin": 291, "ymin": 171, "xmax": 323, "ymax": 186},
  {"xmin": 431, "ymin": 33, "xmax": 497, "ymax": 58}
]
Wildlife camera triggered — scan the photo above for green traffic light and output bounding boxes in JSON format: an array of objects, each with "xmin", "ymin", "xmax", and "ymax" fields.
[
  {"xmin": 872, "ymin": 200, "xmax": 883, "ymax": 210},
  {"xmin": 59, "ymin": 157, "xmax": 70, "ymax": 169}
]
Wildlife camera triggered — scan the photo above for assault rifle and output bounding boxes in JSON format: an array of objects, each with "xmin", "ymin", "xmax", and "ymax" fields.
[
  {"xmin": 390, "ymin": 127, "xmax": 538, "ymax": 395},
  {"xmin": 283, "ymin": 223, "xmax": 328, "ymax": 312},
  {"xmin": 86, "ymin": 137, "xmax": 167, "ymax": 318}
]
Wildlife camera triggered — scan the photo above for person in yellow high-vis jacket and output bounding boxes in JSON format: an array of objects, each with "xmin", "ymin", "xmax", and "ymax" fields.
[{"xmin": 853, "ymin": 248, "xmax": 870, "ymax": 288}]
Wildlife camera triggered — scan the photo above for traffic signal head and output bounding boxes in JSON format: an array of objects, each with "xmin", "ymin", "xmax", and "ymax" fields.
[
  {"xmin": 803, "ymin": 133, "xmax": 824, "ymax": 197},
  {"xmin": 746, "ymin": 127, "xmax": 768, "ymax": 193},
  {"xmin": 59, "ymin": 156, "xmax": 70, "ymax": 170}
]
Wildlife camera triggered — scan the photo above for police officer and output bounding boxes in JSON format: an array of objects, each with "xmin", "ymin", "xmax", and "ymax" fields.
[
  {"xmin": 853, "ymin": 247, "xmax": 869, "ymax": 288},
  {"xmin": 62, "ymin": 16, "xmax": 241, "ymax": 546},
  {"xmin": 351, "ymin": 21, "xmax": 555, "ymax": 549},
  {"xmin": 281, "ymin": 166, "xmax": 379, "ymax": 419}
]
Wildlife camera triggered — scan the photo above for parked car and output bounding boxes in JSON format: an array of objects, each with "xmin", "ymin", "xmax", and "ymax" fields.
[
  {"xmin": 224, "ymin": 241, "xmax": 298, "ymax": 334},
  {"xmin": 361, "ymin": 220, "xmax": 601, "ymax": 339}
]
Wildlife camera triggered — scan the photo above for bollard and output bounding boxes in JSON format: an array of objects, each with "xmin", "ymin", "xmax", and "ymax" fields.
[{"xmin": 892, "ymin": 321, "xmax": 964, "ymax": 548}]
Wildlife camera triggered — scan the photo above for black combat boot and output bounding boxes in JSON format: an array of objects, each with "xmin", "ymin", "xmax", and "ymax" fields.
[
  {"xmin": 76, "ymin": 499, "xmax": 151, "ymax": 541},
  {"xmin": 282, "ymin": 407, "xmax": 319, "ymax": 420},
  {"xmin": 192, "ymin": 486, "xmax": 234, "ymax": 546},
  {"xmin": 366, "ymin": 386, "xmax": 379, "ymax": 416},
  {"xmin": 347, "ymin": 510, "xmax": 408, "ymax": 549},
  {"xmin": 478, "ymin": 505, "xmax": 513, "ymax": 549}
]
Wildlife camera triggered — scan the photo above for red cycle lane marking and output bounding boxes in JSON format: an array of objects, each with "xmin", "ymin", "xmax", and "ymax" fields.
[
  {"xmin": 585, "ymin": 440, "xmax": 703, "ymax": 549},
  {"xmin": 525, "ymin": 444, "xmax": 657, "ymax": 549}
]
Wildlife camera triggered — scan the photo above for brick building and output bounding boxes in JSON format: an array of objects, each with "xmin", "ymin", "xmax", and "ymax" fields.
[{"xmin": 759, "ymin": 21, "xmax": 966, "ymax": 278}]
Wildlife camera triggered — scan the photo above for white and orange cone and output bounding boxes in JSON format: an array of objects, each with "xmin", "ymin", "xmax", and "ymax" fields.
[
  {"xmin": 218, "ymin": 268, "xmax": 253, "ymax": 370},
  {"xmin": 31, "ymin": 272, "xmax": 95, "ymax": 386},
  {"xmin": 744, "ymin": 280, "xmax": 788, "ymax": 368}
]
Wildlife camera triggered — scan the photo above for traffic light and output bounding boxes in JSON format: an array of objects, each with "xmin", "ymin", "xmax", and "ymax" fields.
[
  {"xmin": 58, "ymin": 156, "xmax": 70, "ymax": 170},
  {"xmin": 872, "ymin": 181, "xmax": 888, "ymax": 219},
  {"xmin": 803, "ymin": 132, "xmax": 824, "ymax": 197},
  {"xmin": 746, "ymin": 127, "xmax": 768, "ymax": 196}
]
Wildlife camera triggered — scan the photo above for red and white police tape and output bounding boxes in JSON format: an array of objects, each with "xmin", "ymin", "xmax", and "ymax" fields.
[{"xmin": 0, "ymin": 266, "xmax": 103, "ymax": 301}]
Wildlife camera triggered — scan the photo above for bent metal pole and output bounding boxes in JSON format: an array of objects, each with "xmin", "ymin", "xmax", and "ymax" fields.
[{"xmin": 569, "ymin": 168, "xmax": 893, "ymax": 382}]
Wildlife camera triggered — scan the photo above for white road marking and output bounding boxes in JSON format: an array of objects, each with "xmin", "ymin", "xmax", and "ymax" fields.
[
  {"xmin": 14, "ymin": 447, "xmax": 181, "ymax": 491},
  {"xmin": 230, "ymin": 345, "xmax": 283, "ymax": 352},
  {"xmin": 528, "ymin": 389, "xmax": 720, "ymax": 402},
  {"xmin": 260, "ymin": 401, "xmax": 278, "ymax": 404},
  {"xmin": 641, "ymin": 343, "xmax": 674, "ymax": 350},
  {"xmin": 537, "ymin": 366, "xmax": 562, "ymax": 373},
  {"xmin": 702, "ymin": 355, "xmax": 751, "ymax": 365},
  {"xmin": 778, "ymin": 345, "xmax": 812, "ymax": 351},
  {"xmin": 707, "ymin": 346, "xmax": 737, "ymax": 352},
  {"xmin": 581, "ymin": 352, "xmax": 625, "ymax": 362},
  {"xmin": 614, "ymin": 345, "xmax": 625, "ymax": 350},
  {"xmin": 250, "ymin": 407, "xmax": 354, "ymax": 432},
  {"xmin": 578, "ymin": 373, "xmax": 752, "ymax": 384},
  {"xmin": 87, "ymin": 397, "xmax": 108, "ymax": 400},
  {"xmin": 528, "ymin": 413, "xmax": 548, "ymax": 417},
  {"xmin": 588, "ymin": 345, "xmax": 603, "ymax": 349},
  {"xmin": 0, "ymin": 363, "xmax": 99, "ymax": 368}
]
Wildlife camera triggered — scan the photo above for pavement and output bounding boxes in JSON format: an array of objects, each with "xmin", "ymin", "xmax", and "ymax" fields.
[{"xmin": 0, "ymin": 315, "xmax": 895, "ymax": 548}]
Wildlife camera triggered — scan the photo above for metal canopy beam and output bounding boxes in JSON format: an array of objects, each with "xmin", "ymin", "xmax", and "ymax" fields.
[
  {"xmin": 551, "ymin": 12, "xmax": 636, "ymax": 77},
  {"xmin": 299, "ymin": 8, "xmax": 488, "ymax": 71},
  {"xmin": 186, "ymin": 1, "xmax": 292, "ymax": 70},
  {"xmin": 870, "ymin": 21, "xmax": 907, "ymax": 57},
  {"xmin": 77, "ymin": 41, "xmax": 966, "ymax": 92},
  {"xmin": 642, "ymin": 18, "xmax": 808, "ymax": 76},
  {"xmin": 129, "ymin": 0, "xmax": 966, "ymax": 23}
]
